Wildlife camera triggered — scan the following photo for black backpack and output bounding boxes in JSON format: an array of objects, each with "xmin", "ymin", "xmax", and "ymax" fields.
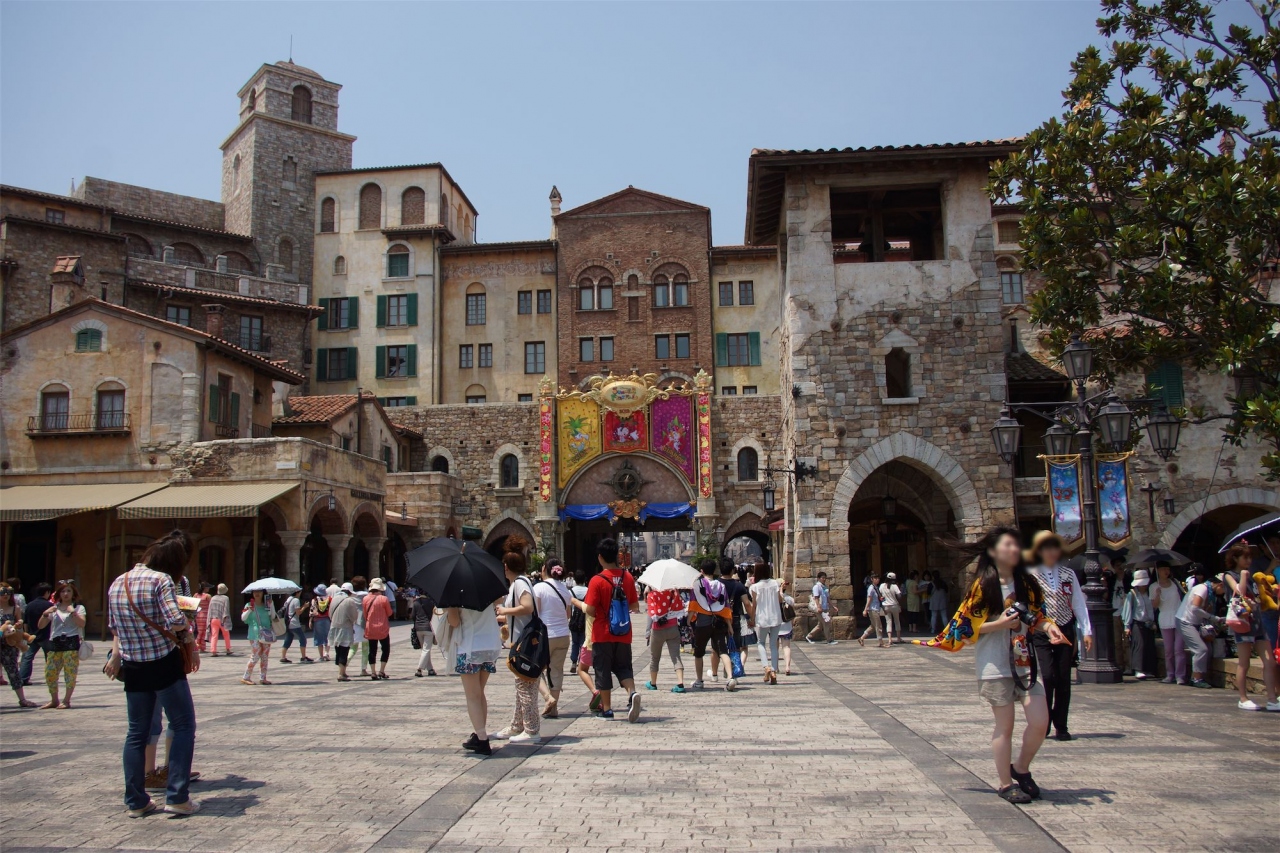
[
  {"xmin": 507, "ymin": 579, "xmax": 550, "ymax": 681},
  {"xmin": 568, "ymin": 588, "xmax": 586, "ymax": 634}
]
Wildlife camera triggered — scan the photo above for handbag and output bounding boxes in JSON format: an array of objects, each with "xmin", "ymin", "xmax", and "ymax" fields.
[
  {"xmin": 79, "ymin": 640, "xmax": 95, "ymax": 661},
  {"xmin": 270, "ymin": 606, "xmax": 287, "ymax": 637},
  {"xmin": 410, "ymin": 627, "xmax": 422, "ymax": 650},
  {"xmin": 125, "ymin": 576, "xmax": 198, "ymax": 675},
  {"xmin": 1225, "ymin": 595, "xmax": 1253, "ymax": 634}
]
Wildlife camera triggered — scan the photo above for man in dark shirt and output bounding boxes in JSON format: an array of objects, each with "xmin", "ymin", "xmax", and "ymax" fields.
[
  {"xmin": 20, "ymin": 582, "xmax": 54, "ymax": 685},
  {"xmin": 719, "ymin": 558, "xmax": 754, "ymax": 682}
]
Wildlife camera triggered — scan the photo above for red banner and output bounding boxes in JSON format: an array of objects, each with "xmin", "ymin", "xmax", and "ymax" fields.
[{"xmin": 603, "ymin": 410, "xmax": 648, "ymax": 454}]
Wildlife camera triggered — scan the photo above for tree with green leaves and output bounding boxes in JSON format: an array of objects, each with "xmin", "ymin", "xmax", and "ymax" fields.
[{"xmin": 991, "ymin": 0, "xmax": 1280, "ymax": 477}]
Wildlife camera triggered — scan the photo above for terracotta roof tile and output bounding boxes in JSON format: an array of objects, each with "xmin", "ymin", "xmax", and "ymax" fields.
[
  {"xmin": 128, "ymin": 279, "xmax": 325, "ymax": 314},
  {"xmin": 750, "ymin": 139, "xmax": 1024, "ymax": 158},
  {"xmin": 111, "ymin": 210, "xmax": 252, "ymax": 240},
  {"xmin": 274, "ymin": 395, "xmax": 359, "ymax": 425}
]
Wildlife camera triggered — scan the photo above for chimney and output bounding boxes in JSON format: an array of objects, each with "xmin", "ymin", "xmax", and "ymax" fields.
[
  {"xmin": 49, "ymin": 256, "xmax": 87, "ymax": 313},
  {"xmin": 203, "ymin": 304, "xmax": 226, "ymax": 339},
  {"xmin": 549, "ymin": 186, "xmax": 562, "ymax": 240}
]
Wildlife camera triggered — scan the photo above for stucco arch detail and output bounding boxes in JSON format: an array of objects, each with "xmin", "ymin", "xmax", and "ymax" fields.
[
  {"xmin": 1157, "ymin": 487, "xmax": 1280, "ymax": 548},
  {"xmin": 829, "ymin": 432, "xmax": 983, "ymax": 534},
  {"xmin": 483, "ymin": 509, "xmax": 536, "ymax": 546},
  {"xmin": 427, "ymin": 446, "xmax": 456, "ymax": 473},
  {"xmin": 490, "ymin": 442, "xmax": 526, "ymax": 488},
  {"xmin": 729, "ymin": 436, "xmax": 765, "ymax": 484}
]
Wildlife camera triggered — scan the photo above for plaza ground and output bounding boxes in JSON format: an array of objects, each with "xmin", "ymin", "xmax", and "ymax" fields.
[{"xmin": 0, "ymin": 623, "xmax": 1275, "ymax": 853}]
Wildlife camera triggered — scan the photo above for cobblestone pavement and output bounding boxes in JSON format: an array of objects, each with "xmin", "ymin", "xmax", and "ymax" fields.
[{"xmin": 1, "ymin": 624, "xmax": 1276, "ymax": 852}]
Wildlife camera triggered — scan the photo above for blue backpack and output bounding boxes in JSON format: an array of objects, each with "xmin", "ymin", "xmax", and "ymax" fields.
[{"xmin": 607, "ymin": 573, "xmax": 631, "ymax": 636}]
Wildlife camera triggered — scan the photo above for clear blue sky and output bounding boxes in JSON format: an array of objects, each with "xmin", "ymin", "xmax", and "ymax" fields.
[{"xmin": 2, "ymin": 1, "xmax": 1109, "ymax": 243}]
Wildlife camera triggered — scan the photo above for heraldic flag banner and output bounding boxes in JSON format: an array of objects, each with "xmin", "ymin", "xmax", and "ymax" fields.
[{"xmin": 1047, "ymin": 458, "xmax": 1084, "ymax": 547}]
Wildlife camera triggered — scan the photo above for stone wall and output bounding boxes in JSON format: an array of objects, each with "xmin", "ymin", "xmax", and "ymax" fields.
[
  {"xmin": 76, "ymin": 177, "xmax": 227, "ymax": 232},
  {"xmin": 0, "ymin": 219, "xmax": 127, "ymax": 331},
  {"xmin": 710, "ymin": 394, "xmax": 783, "ymax": 533}
]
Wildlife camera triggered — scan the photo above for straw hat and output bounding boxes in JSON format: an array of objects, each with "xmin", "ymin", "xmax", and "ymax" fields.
[{"xmin": 1024, "ymin": 530, "xmax": 1063, "ymax": 564}]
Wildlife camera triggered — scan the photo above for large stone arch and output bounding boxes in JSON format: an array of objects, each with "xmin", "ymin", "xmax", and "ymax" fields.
[
  {"xmin": 561, "ymin": 452, "xmax": 697, "ymax": 505},
  {"xmin": 1158, "ymin": 487, "xmax": 1280, "ymax": 548},
  {"xmin": 829, "ymin": 432, "xmax": 983, "ymax": 534},
  {"xmin": 484, "ymin": 511, "xmax": 536, "ymax": 555}
]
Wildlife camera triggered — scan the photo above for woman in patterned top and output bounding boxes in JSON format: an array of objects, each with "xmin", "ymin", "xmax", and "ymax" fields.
[{"xmin": 644, "ymin": 584, "xmax": 687, "ymax": 693}]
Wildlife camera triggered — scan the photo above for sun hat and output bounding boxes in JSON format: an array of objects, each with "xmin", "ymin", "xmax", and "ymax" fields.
[
  {"xmin": 886, "ymin": 572, "xmax": 897, "ymax": 580},
  {"xmin": 1131, "ymin": 569, "xmax": 1151, "ymax": 587},
  {"xmin": 340, "ymin": 582, "xmax": 355, "ymax": 594},
  {"xmin": 216, "ymin": 583, "xmax": 228, "ymax": 595},
  {"xmin": 1024, "ymin": 530, "xmax": 1064, "ymax": 564},
  {"xmin": 369, "ymin": 578, "xmax": 386, "ymax": 592},
  {"xmin": 314, "ymin": 584, "xmax": 328, "ymax": 596}
]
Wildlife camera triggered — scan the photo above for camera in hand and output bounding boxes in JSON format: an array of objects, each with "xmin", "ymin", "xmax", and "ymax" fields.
[{"xmin": 1006, "ymin": 601, "xmax": 1036, "ymax": 626}]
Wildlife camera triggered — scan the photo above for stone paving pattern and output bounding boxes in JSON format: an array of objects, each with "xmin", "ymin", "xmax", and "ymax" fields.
[{"xmin": 1, "ymin": 623, "xmax": 1275, "ymax": 852}]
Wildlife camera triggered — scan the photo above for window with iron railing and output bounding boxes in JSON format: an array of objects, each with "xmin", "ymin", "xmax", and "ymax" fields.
[{"xmin": 97, "ymin": 390, "xmax": 126, "ymax": 430}]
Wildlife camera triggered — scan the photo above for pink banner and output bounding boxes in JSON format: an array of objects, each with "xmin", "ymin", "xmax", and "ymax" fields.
[
  {"xmin": 649, "ymin": 395, "xmax": 695, "ymax": 486},
  {"xmin": 696, "ymin": 391, "xmax": 712, "ymax": 498}
]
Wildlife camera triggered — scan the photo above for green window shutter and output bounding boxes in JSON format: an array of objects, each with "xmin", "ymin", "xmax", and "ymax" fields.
[
  {"xmin": 1148, "ymin": 361, "xmax": 1184, "ymax": 408},
  {"xmin": 406, "ymin": 344, "xmax": 417, "ymax": 377},
  {"xmin": 406, "ymin": 396, "xmax": 417, "ymax": 406},
  {"xmin": 376, "ymin": 295, "xmax": 387, "ymax": 328},
  {"xmin": 375, "ymin": 345, "xmax": 386, "ymax": 378},
  {"xmin": 747, "ymin": 332, "xmax": 761, "ymax": 366},
  {"xmin": 346, "ymin": 347, "xmax": 358, "ymax": 378},
  {"xmin": 347, "ymin": 297, "xmax": 359, "ymax": 328},
  {"xmin": 406, "ymin": 293, "xmax": 418, "ymax": 326},
  {"xmin": 715, "ymin": 333, "xmax": 729, "ymax": 367},
  {"xmin": 316, "ymin": 349, "xmax": 328, "ymax": 381},
  {"xmin": 317, "ymin": 298, "xmax": 329, "ymax": 331},
  {"xmin": 208, "ymin": 384, "xmax": 219, "ymax": 422},
  {"xmin": 377, "ymin": 397, "xmax": 387, "ymax": 406},
  {"xmin": 229, "ymin": 392, "xmax": 240, "ymax": 428}
]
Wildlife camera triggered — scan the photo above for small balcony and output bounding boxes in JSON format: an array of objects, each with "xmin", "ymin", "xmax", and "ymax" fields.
[
  {"xmin": 27, "ymin": 412, "xmax": 131, "ymax": 436},
  {"xmin": 250, "ymin": 423, "xmax": 273, "ymax": 438},
  {"xmin": 222, "ymin": 329, "xmax": 272, "ymax": 353},
  {"xmin": 214, "ymin": 422, "xmax": 240, "ymax": 439}
]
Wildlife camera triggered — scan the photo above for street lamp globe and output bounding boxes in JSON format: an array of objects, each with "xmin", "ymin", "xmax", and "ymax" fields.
[
  {"xmin": 881, "ymin": 493, "xmax": 898, "ymax": 518},
  {"xmin": 1146, "ymin": 405, "xmax": 1182, "ymax": 461},
  {"xmin": 761, "ymin": 478, "xmax": 777, "ymax": 512},
  {"xmin": 1060, "ymin": 334, "xmax": 1094, "ymax": 383},
  {"xmin": 1043, "ymin": 421, "xmax": 1074, "ymax": 457},
  {"xmin": 990, "ymin": 406, "xmax": 1022, "ymax": 464},
  {"xmin": 1096, "ymin": 394, "xmax": 1134, "ymax": 452}
]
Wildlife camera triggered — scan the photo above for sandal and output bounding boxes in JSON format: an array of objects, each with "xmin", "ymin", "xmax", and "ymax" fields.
[
  {"xmin": 857, "ymin": 637, "xmax": 865, "ymax": 647},
  {"xmin": 39, "ymin": 701, "xmax": 58, "ymax": 709},
  {"xmin": 1010, "ymin": 765, "xmax": 1041, "ymax": 799},
  {"xmin": 240, "ymin": 678, "xmax": 255, "ymax": 685},
  {"xmin": 260, "ymin": 679, "xmax": 273, "ymax": 685},
  {"xmin": 998, "ymin": 784, "xmax": 1032, "ymax": 805},
  {"xmin": 18, "ymin": 699, "xmax": 38, "ymax": 708},
  {"xmin": 337, "ymin": 675, "xmax": 351, "ymax": 682},
  {"xmin": 58, "ymin": 702, "xmax": 71, "ymax": 709}
]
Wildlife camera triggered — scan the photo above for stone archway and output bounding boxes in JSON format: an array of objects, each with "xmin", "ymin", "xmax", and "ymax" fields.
[
  {"xmin": 484, "ymin": 515, "xmax": 537, "ymax": 558},
  {"xmin": 1158, "ymin": 486, "xmax": 1280, "ymax": 548}
]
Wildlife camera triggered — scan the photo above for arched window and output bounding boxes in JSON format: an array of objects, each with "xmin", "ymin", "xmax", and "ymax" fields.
[
  {"xmin": 282, "ymin": 156, "xmax": 297, "ymax": 186},
  {"xmin": 279, "ymin": 238, "xmax": 294, "ymax": 273},
  {"xmin": 431, "ymin": 455, "xmax": 450, "ymax": 473},
  {"xmin": 465, "ymin": 384, "xmax": 487, "ymax": 404},
  {"xmin": 440, "ymin": 193, "xmax": 449, "ymax": 228},
  {"xmin": 231, "ymin": 154, "xmax": 241, "ymax": 194},
  {"xmin": 291, "ymin": 85, "xmax": 313, "ymax": 124},
  {"xmin": 885, "ymin": 347, "xmax": 912, "ymax": 398},
  {"xmin": 320, "ymin": 197, "xmax": 336, "ymax": 232},
  {"xmin": 387, "ymin": 245, "xmax": 410, "ymax": 278},
  {"xmin": 40, "ymin": 384, "xmax": 69, "ymax": 431},
  {"xmin": 124, "ymin": 233, "xmax": 152, "ymax": 258},
  {"xmin": 737, "ymin": 447, "xmax": 759, "ymax": 482},
  {"xmin": 333, "ymin": 255, "xmax": 346, "ymax": 275},
  {"xmin": 499, "ymin": 454, "xmax": 519, "ymax": 488},
  {"xmin": 359, "ymin": 183, "xmax": 382, "ymax": 230},
  {"xmin": 401, "ymin": 187, "xmax": 425, "ymax": 225},
  {"xmin": 75, "ymin": 328, "xmax": 102, "ymax": 352},
  {"xmin": 673, "ymin": 273, "xmax": 689, "ymax": 306},
  {"xmin": 653, "ymin": 274, "xmax": 669, "ymax": 307},
  {"xmin": 223, "ymin": 252, "xmax": 254, "ymax": 274},
  {"xmin": 578, "ymin": 276, "xmax": 595, "ymax": 310},
  {"xmin": 170, "ymin": 242, "xmax": 204, "ymax": 267}
]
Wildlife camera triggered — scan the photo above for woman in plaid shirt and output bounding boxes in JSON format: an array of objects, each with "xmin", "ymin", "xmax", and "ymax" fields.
[{"xmin": 105, "ymin": 530, "xmax": 201, "ymax": 819}]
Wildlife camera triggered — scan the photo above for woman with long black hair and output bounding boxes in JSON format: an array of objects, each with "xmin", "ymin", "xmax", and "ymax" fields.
[{"xmin": 917, "ymin": 526, "xmax": 1068, "ymax": 805}]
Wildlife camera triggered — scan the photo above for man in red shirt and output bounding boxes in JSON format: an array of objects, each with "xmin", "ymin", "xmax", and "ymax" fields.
[{"xmin": 584, "ymin": 538, "xmax": 641, "ymax": 722}]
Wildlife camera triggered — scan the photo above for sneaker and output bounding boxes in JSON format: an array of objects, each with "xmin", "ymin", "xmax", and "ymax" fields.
[
  {"xmin": 1190, "ymin": 679, "xmax": 1213, "ymax": 689},
  {"xmin": 691, "ymin": 680, "xmax": 704, "ymax": 690},
  {"xmin": 490, "ymin": 727, "xmax": 519, "ymax": 740},
  {"xmin": 126, "ymin": 801, "xmax": 158, "ymax": 818},
  {"xmin": 427, "ymin": 669, "xmax": 438, "ymax": 676},
  {"xmin": 805, "ymin": 636, "xmax": 816, "ymax": 644},
  {"xmin": 415, "ymin": 670, "xmax": 423, "ymax": 677},
  {"xmin": 1238, "ymin": 699, "xmax": 1262, "ymax": 711},
  {"xmin": 509, "ymin": 731, "xmax": 543, "ymax": 744},
  {"xmin": 725, "ymin": 678, "xmax": 738, "ymax": 692},
  {"xmin": 145, "ymin": 770, "xmax": 167, "ymax": 791},
  {"xmin": 1266, "ymin": 701, "xmax": 1280, "ymax": 712},
  {"xmin": 627, "ymin": 692, "xmax": 642, "ymax": 723},
  {"xmin": 463, "ymin": 733, "xmax": 480, "ymax": 750},
  {"xmin": 1161, "ymin": 677, "xmax": 1176, "ymax": 684},
  {"xmin": 589, "ymin": 691, "xmax": 602, "ymax": 711},
  {"xmin": 671, "ymin": 685, "xmax": 686, "ymax": 694},
  {"xmin": 644, "ymin": 680, "xmax": 658, "ymax": 690},
  {"xmin": 827, "ymin": 640, "xmax": 839, "ymax": 645},
  {"xmin": 164, "ymin": 798, "xmax": 200, "ymax": 817},
  {"xmin": 598, "ymin": 709, "xmax": 615, "ymax": 720},
  {"xmin": 1135, "ymin": 672, "xmax": 1150, "ymax": 681}
]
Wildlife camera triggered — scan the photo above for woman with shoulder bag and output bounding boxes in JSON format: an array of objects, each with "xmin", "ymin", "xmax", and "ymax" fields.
[
  {"xmin": 535, "ymin": 560, "xmax": 575, "ymax": 715},
  {"xmin": 1121, "ymin": 570, "xmax": 1157, "ymax": 680},
  {"xmin": 493, "ymin": 548, "xmax": 540, "ymax": 743},
  {"xmin": 38, "ymin": 580, "xmax": 86, "ymax": 709},
  {"xmin": 749, "ymin": 564, "xmax": 783, "ymax": 684},
  {"xmin": 777, "ymin": 580, "xmax": 797, "ymax": 676},
  {"xmin": 644, "ymin": 584, "xmax": 687, "ymax": 693},
  {"xmin": 1222, "ymin": 543, "xmax": 1278, "ymax": 711},
  {"xmin": 412, "ymin": 591, "xmax": 437, "ymax": 677},
  {"xmin": 240, "ymin": 589, "xmax": 275, "ymax": 685},
  {"xmin": 0, "ymin": 583, "xmax": 39, "ymax": 707}
]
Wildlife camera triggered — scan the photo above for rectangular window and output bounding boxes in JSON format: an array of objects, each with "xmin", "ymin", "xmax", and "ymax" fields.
[
  {"xmin": 518, "ymin": 291, "xmax": 533, "ymax": 315},
  {"xmin": 385, "ymin": 345, "xmax": 408, "ymax": 377},
  {"xmin": 459, "ymin": 344, "xmax": 473, "ymax": 369},
  {"xmin": 675, "ymin": 334, "xmax": 690, "ymax": 359},
  {"xmin": 387, "ymin": 295, "xmax": 408, "ymax": 326},
  {"xmin": 654, "ymin": 282, "xmax": 669, "ymax": 307},
  {"xmin": 466, "ymin": 395, "xmax": 486, "ymax": 404},
  {"xmin": 655, "ymin": 335, "xmax": 670, "ymax": 360},
  {"xmin": 97, "ymin": 390, "xmax": 126, "ymax": 429},
  {"xmin": 1001, "ymin": 272, "xmax": 1024, "ymax": 305},
  {"xmin": 600, "ymin": 337, "xmax": 614, "ymax": 362},
  {"xmin": 739, "ymin": 281, "xmax": 755, "ymax": 305},
  {"xmin": 598, "ymin": 286, "xmax": 613, "ymax": 310},
  {"xmin": 165, "ymin": 305, "xmax": 191, "ymax": 326},
  {"xmin": 726, "ymin": 333, "xmax": 750, "ymax": 366},
  {"xmin": 742, "ymin": 386, "xmax": 758, "ymax": 395},
  {"xmin": 325, "ymin": 297, "xmax": 358, "ymax": 330},
  {"xmin": 537, "ymin": 290, "xmax": 552, "ymax": 314},
  {"xmin": 579, "ymin": 338, "xmax": 594, "ymax": 362},
  {"xmin": 673, "ymin": 280, "xmax": 689, "ymax": 306},
  {"xmin": 715, "ymin": 332, "xmax": 761, "ymax": 366},
  {"xmin": 382, "ymin": 446, "xmax": 393, "ymax": 468},
  {"xmin": 386, "ymin": 250, "xmax": 410, "ymax": 278},
  {"xmin": 239, "ymin": 315, "xmax": 264, "ymax": 351},
  {"xmin": 328, "ymin": 348, "xmax": 350, "ymax": 380},
  {"xmin": 830, "ymin": 186, "xmax": 942, "ymax": 262},
  {"xmin": 518, "ymin": 394, "xmax": 533, "ymax": 403},
  {"xmin": 998, "ymin": 220, "xmax": 1021, "ymax": 244},
  {"xmin": 384, "ymin": 397, "xmax": 410, "ymax": 407},
  {"xmin": 719, "ymin": 282, "xmax": 734, "ymax": 307},
  {"xmin": 721, "ymin": 386, "xmax": 737, "ymax": 396},
  {"xmin": 45, "ymin": 208, "xmax": 64, "ymax": 224},
  {"xmin": 525, "ymin": 342, "xmax": 546, "ymax": 374},
  {"xmin": 479, "ymin": 343, "xmax": 492, "ymax": 368},
  {"xmin": 579, "ymin": 287, "xmax": 594, "ymax": 311},
  {"xmin": 41, "ymin": 392, "xmax": 69, "ymax": 431},
  {"xmin": 466, "ymin": 293, "xmax": 486, "ymax": 325}
]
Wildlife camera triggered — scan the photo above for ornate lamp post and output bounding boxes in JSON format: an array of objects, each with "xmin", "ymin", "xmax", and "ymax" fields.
[{"xmin": 990, "ymin": 334, "xmax": 1183, "ymax": 683}]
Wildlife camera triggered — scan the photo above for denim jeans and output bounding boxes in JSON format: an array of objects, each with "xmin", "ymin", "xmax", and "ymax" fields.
[
  {"xmin": 123, "ymin": 677, "xmax": 196, "ymax": 808},
  {"xmin": 756, "ymin": 624, "xmax": 781, "ymax": 671},
  {"xmin": 281, "ymin": 626, "xmax": 307, "ymax": 651},
  {"xmin": 18, "ymin": 640, "xmax": 42, "ymax": 684},
  {"xmin": 569, "ymin": 627, "xmax": 584, "ymax": 665}
]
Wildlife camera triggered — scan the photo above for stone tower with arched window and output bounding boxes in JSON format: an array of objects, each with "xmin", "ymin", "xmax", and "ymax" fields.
[{"xmin": 220, "ymin": 61, "xmax": 355, "ymax": 286}]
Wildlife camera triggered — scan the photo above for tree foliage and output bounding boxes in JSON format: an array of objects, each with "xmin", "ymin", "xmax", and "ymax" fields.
[{"xmin": 991, "ymin": 0, "xmax": 1280, "ymax": 477}]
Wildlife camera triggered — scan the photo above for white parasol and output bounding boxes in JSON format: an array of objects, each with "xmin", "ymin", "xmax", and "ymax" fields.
[{"xmin": 636, "ymin": 558, "xmax": 700, "ymax": 591}]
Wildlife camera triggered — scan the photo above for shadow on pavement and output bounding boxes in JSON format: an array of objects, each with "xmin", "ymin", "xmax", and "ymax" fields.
[
  {"xmin": 196, "ymin": 794, "xmax": 261, "ymax": 816},
  {"xmin": 1041, "ymin": 787, "xmax": 1116, "ymax": 805},
  {"xmin": 195, "ymin": 774, "xmax": 265, "ymax": 792}
]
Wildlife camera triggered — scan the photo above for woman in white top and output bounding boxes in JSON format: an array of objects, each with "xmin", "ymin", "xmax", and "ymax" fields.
[
  {"xmin": 1149, "ymin": 563, "xmax": 1186, "ymax": 684},
  {"xmin": 534, "ymin": 560, "xmax": 574, "ymax": 718},
  {"xmin": 38, "ymin": 581, "xmax": 86, "ymax": 709},
  {"xmin": 777, "ymin": 580, "xmax": 797, "ymax": 676},
  {"xmin": 445, "ymin": 595, "xmax": 503, "ymax": 757},
  {"xmin": 879, "ymin": 574, "xmax": 904, "ymax": 643},
  {"xmin": 749, "ymin": 564, "xmax": 784, "ymax": 684}
]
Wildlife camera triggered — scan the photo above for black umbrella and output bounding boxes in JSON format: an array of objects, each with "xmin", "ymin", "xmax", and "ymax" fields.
[
  {"xmin": 405, "ymin": 537, "xmax": 508, "ymax": 610},
  {"xmin": 1130, "ymin": 548, "xmax": 1192, "ymax": 568},
  {"xmin": 1217, "ymin": 510, "xmax": 1280, "ymax": 554}
]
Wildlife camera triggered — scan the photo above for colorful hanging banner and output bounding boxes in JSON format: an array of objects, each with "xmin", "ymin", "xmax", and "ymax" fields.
[
  {"xmin": 1096, "ymin": 457, "xmax": 1133, "ymax": 547},
  {"xmin": 603, "ymin": 410, "xmax": 648, "ymax": 454},
  {"xmin": 538, "ymin": 396, "xmax": 554, "ymax": 502},
  {"xmin": 557, "ymin": 398, "xmax": 601, "ymax": 488},
  {"xmin": 650, "ymin": 395, "xmax": 696, "ymax": 486},
  {"xmin": 696, "ymin": 389, "xmax": 713, "ymax": 498},
  {"xmin": 1047, "ymin": 458, "xmax": 1085, "ymax": 547}
]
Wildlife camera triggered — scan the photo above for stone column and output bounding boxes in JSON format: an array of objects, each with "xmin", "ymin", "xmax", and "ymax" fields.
[
  {"xmin": 363, "ymin": 537, "xmax": 388, "ymax": 577},
  {"xmin": 230, "ymin": 536, "xmax": 251, "ymax": 598},
  {"xmin": 324, "ymin": 534, "xmax": 353, "ymax": 581},
  {"xmin": 276, "ymin": 531, "xmax": 310, "ymax": 585}
]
